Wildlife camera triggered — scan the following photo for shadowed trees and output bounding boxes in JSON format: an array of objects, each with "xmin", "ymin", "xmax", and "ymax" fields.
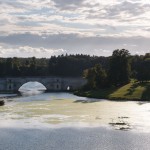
[
  {"xmin": 0, "ymin": 51, "xmax": 149, "ymax": 88},
  {"xmin": 83, "ymin": 64, "xmax": 108, "ymax": 89},
  {"xmin": 83, "ymin": 49, "xmax": 132, "ymax": 89},
  {"xmin": 48, "ymin": 54, "xmax": 108, "ymax": 77},
  {"xmin": 12, "ymin": 57, "xmax": 21, "ymax": 76},
  {"xmin": 0, "ymin": 54, "xmax": 108, "ymax": 77},
  {"xmin": 136, "ymin": 56, "xmax": 150, "ymax": 82},
  {"xmin": 109, "ymin": 49, "xmax": 131, "ymax": 86}
]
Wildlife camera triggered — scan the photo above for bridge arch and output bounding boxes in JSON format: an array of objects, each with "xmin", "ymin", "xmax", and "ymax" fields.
[
  {"xmin": 5, "ymin": 78, "xmax": 49, "ymax": 92},
  {"xmin": 18, "ymin": 81, "xmax": 47, "ymax": 92},
  {"xmin": 18, "ymin": 81, "xmax": 47, "ymax": 95}
]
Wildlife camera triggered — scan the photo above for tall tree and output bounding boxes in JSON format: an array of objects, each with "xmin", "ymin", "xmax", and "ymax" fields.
[
  {"xmin": 0, "ymin": 58, "xmax": 5, "ymax": 77},
  {"xmin": 5, "ymin": 58, "xmax": 13, "ymax": 76},
  {"xmin": 109, "ymin": 49, "xmax": 131, "ymax": 86},
  {"xmin": 12, "ymin": 57, "xmax": 21, "ymax": 76},
  {"xmin": 29, "ymin": 57, "xmax": 37, "ymax": 76},
  {"xmin": 83, "ymin": 67, "xmax": 95, "ymax": 89},
  {"xmin": 136, "ymin": 57, "xmax": 150, "ymax": 82},
  {"xmin": 94, "ymin": 64, "xmax": 108, "ymax": 88}
]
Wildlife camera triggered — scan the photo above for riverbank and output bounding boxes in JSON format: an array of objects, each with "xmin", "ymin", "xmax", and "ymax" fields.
[{"xmin": 75, "ymin": 81, "xmax": 150, "ymax": 101}]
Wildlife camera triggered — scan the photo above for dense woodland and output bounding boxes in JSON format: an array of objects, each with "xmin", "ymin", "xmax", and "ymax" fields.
[
  {"xmin": 0, "ymin": 50, "xmax": 150, "ymax": 89},
  {"xmin": 0, "ymin": 54, "xmax": 108, "ymax": 77}
]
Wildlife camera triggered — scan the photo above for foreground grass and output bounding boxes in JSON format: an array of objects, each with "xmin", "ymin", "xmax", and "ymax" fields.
[{"xmin": 75, "ymin": 81, "xmax": 150, "ymax": 101}]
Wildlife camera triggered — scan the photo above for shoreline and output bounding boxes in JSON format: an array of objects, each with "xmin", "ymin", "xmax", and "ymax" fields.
[
  {"xmin": 0, "ymin": 91, "xmax": 149, "ymax": 102},
  {"xmin": 74, "ymin": 91, "xmax": 150, "ymax": 101},
  {"xmin": 75, "ymin": 81, "xmax": 150, "ymax": 101}
]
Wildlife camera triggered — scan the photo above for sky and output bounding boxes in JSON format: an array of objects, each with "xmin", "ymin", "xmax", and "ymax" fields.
[{"xmin": 0, "ymin": 0, "xmax": 150, "ymax": 58}]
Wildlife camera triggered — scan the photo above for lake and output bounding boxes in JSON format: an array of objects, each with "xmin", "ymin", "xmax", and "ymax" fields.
[{"xmin": 0, "ymin": 91, "xmax": 150, "ymax": 150}]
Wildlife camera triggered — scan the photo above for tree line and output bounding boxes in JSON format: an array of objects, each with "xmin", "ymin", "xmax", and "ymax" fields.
[
  {"xmin": 0, "ymin": 54, "xmax": 108, "ymax": 77},
  {"xmin": 0, "ymin": 50, "xmax": 149, "ymax": 89},
  {"xmin": 84, "ymin": 49, "xmax": 150, "ymax": 90}
]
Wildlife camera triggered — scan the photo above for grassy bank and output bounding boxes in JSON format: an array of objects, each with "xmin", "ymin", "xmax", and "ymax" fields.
[{"xmin": 75, "ymin": 81, "xmax": 150, "ymax": 101}]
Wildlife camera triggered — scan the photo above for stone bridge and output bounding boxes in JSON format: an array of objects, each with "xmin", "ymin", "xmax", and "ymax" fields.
[{"xmin": 0, "ymin": 77, "xmax": 87, "ymax": 93}]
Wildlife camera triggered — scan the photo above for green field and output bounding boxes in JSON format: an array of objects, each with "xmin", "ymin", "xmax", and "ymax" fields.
[{"xmin": 75, "ymin": 81, "xmax": 150, "ymax": 101}]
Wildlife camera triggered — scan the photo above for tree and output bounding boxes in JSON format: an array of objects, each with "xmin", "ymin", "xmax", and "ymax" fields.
[
  {"xmin": 5, "ymin": 58, "xmax": 13, "ymax": 76},
  {"xmin": 136, "ymin": 57, "xmax": 150, "ymax": 82},
  {"xmin": 84, "ymin": 67, "xmax": 95, "ymax": 89},
  {"xmin": 94, "ymin": 64, "xmax": 108, "ymax": 88},
  {"xmin": 109, "ymin": 49, "xmax": 131, "ymax": 86},
  {"xmin": 12, "ymin": 57, "xmax": 21, "ymax": 76},
  {"xmin": 0, "ymin": 58, "xmax": 5, "ymax": 77},
  {"xmin": 29, "ymin": 57, "xmax": 37, "ymax": 76},
  {"xmin": 84, "ymin": 64, "xmax": 108, "ymax": 89}
]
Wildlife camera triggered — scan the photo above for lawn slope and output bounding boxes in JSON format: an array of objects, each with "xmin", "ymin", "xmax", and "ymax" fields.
[{"xmin": 75, "ymin": 81, "xmax": 150, "ymax": 101}]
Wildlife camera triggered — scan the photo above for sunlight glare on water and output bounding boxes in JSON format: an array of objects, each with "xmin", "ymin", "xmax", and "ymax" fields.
[{"xmin": 1, "ymin": 92, "xmax": 150, "ymax": 132}]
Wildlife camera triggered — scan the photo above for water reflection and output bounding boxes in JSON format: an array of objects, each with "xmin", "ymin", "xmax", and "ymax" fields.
[
  {"xmin": 19, "ymin": 90, "xmax": 45, "ymax": 96},
  {"xmin": 19, "ymin": 81, "xmax": 46, "ymax": 96}
]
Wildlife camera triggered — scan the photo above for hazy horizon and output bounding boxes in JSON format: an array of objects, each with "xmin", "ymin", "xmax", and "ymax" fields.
[{"xmin": 0, "ymin": 50, "xmax": 149, "ymax": 59}]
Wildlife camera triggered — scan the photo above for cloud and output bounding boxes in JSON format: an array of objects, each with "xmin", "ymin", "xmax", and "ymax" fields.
[
  {"xmin": 0, "ymin": 0, "xmax": 150, "ymax": 57},
  {"xmin": 52, "ymin": 0, "xmax": 85, "ymax": 10},
  {"xmin": 1, "ymin": 0, "xmax": 150, "ymax": 37},
  {"xmin": 0, "ymin": 32, "xmax": 150, "ymax": 57},
  {"xmin": 0, "ymin": 44, "xmax": 66, "ymax": 58}
]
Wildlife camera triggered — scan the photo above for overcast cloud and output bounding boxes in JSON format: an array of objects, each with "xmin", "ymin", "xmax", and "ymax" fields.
[{"xmin": 0, "ymin": 0, "xmax": 150, "ymax": 57}]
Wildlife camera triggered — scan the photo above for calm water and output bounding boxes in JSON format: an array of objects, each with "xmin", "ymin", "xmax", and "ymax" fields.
[{"xmin": 1, "ymin": 91, "xmax": 150, "ymax": 150}]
